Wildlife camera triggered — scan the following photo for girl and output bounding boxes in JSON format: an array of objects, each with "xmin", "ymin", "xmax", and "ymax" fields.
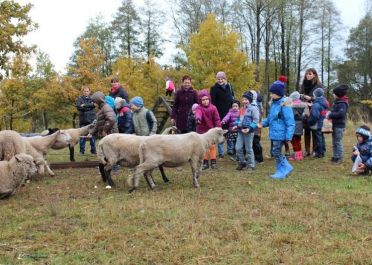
[
  {"xmin": 221, "ymin": 100, "xmax": 240, "ymax": 157},
  {"xmin": 195, "ymin": 90, "xmax": 221, "ymax": 170}
]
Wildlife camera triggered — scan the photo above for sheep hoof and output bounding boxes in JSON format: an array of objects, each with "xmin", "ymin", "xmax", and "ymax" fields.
[{"xmin": 128, "ymin": 187, "xmax": 136, "ymax": 193}]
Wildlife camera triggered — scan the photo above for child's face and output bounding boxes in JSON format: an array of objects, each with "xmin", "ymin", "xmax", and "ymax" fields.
[
  {"xmin": 131, "ymin": 104, "xmax": 140, "ymax": 111},
  {"xmin": 356, "ymin": 135, "xmax": 364, "ymax": 144},
  {"xmin": 333, "ymin": 93, "xmax": 338, "ymax": 99},
  {"xmin": 232, "ymin": 103, "xmax": 239, "ymax": 111},
  {"xmin": 270, "ymin": 93, "xmax": 281, "ymax": 100},
  {"xmin": 201, "ymin": 96, "xmax": 209, "ymax": 106},
  {"xmin": 241, "ymin": 97, "xmax": 249, "ymax": 106}
]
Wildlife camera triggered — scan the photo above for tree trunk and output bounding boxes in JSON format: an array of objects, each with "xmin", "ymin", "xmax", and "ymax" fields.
[
  {"xmin": 295, "ymin": 0, "xmax": 305, "ymax": 91},
  {"xmin": 43, "ymin": 111, "xmax": 48, "ymax": 129}
]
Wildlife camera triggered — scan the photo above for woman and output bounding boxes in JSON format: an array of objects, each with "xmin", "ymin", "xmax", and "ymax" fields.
[
  {"xmin": 300, "ymin": 68, "xmax": 323, "ymax": 157},
  {"xmin": 170, "ymin": 75, "xmax": 198, "ymax": 133}
]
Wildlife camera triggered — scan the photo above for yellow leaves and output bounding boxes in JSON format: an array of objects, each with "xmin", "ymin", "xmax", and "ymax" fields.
[{"xmin": 361, "ymin": 100, "xmax": 372, "ymax": 108}]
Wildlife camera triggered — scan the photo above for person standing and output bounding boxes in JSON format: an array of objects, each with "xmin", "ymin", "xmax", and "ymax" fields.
[
  {"xmin": 300, "ymin": 68, "xmax": 323, "ymax": 156},
  {"xmin": 165, "ymin": 77, "xmax": 175, "ymax": 97},
  {"xmin": 76, "ymin": 86, "xmax": 96, "ymax": 155},
  {"xmin": 109, "ymin": 77, "xmax": 129, "ymax": 101},
  {"xmin": 130, "ymin": 96, "xmax": 158, "ymax": 136},
  {"xmin": 171, "ymin": 75, "xmax": 198, "ymax": 133},
  {"xmin": 210, "ymin": 71, "xmax": 234, "ymax": 158}
]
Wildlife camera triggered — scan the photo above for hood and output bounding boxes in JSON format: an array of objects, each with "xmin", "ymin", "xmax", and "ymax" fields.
[
  {"xmin": 91, "ymin": 91, "xmax": 105, "ymax": 106},
  {"xmin": 314, "ymin": 96, "xmax": 327, "ymax": 108},
  {"xmin": 198, "ymin": 89, "xmax": 211, "ymax": 104}
]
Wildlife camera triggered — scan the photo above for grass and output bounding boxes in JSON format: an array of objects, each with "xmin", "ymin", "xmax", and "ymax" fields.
[{"xmin": 0, "ymin": 126, "xmax": 371, "ymax": 264}]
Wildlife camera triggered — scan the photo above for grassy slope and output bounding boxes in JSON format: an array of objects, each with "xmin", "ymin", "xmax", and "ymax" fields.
[{"xmin": 0, "ymin": 126, "xmax": 371, "ymax": 264}]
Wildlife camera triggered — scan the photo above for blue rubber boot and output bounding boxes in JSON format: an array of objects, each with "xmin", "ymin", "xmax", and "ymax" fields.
[
  {"xmin": 281, "ymin": 157, "xmax": 293, "ymax": 176},
  {"xmin": 270, "ymin": 160, "xmax": 286, "ymax": 179}
]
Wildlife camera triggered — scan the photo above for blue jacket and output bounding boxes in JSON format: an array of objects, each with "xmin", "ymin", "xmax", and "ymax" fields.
[
  {"xmin": 352, "ymin": 138, "xmax": 372, "ymax": 169},
  {"xmin": 308, "ymin": 97, "xmax": 327, "ymax": 130},
  {"xmin": 328, "ymin": 97, "xmax": 349, "ymax": 129},
  {"xmin": 262, "ymin": 97, "xmax": 295, "ymax": 141}
]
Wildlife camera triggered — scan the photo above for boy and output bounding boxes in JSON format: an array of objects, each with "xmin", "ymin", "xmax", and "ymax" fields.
[
  {"xmin": 130, "ymin": 96, "xmax": 158, "ymax": 136},
  {"xmin": 351, "ymin": 125, "xmax": 372, "ymax": 175},
  {"xmin": 326, "ymin": 85, "xmax": 349, "ymax": 164},
  {"xmin": 259, "ymin": 81, "xmax": 295, "ymax": 179},
  {"xmin": 234, "ymin": 92, "xmax": 259, "ymax": 171}
]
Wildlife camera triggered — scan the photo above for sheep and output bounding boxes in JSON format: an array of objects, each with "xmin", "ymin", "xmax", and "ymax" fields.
[
  {"xmin": 0, "ymin": 130, "xmax": 26, "ymax": 161},
  {"xmin": 46, "ymin": 124, "xmax": 94, "ymax": 161},
  {"xmin": 0, "ymin": 154, "xmax": 38, "ymax": 199},
  {"xmin": 97, "ymin": 126, "xmax": 178, "ymax": 188},
  {"xmin": 128, "ymin": 127, "xmax": 226, "ymax": 192}
]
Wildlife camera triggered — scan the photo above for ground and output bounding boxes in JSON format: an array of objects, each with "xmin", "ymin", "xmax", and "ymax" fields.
[{"xmin": 0, "ymin": 125, "xmax": 371, "ymax": 264}]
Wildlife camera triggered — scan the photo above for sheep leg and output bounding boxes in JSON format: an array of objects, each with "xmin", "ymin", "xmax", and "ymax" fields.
[
  {"xmin": 129, "ymin": 162, "xmax": 154, "ymax": 193},
  {"xmin": 190, "ymin": 160, "xmax": 200, "ymax": 188},
  {"xmin": 69, "ymin": 146, "xmax": 75, "ymax": 162},
  {"xmin": 158, "ymin": 165, "xmax": 169, "ymax": 183},
  {"xmin": 0, "ymin": 190, "xmax": 13, "ymax": 200},
  {"xmin": 99, "ymin": 163, "xmax": 107, "ymax": 183},
  {"xmin": 144, "ymin": 172, "xmax": 156, "ymax": 190},
  {"xmin": 105, "ymin": 169, "xmax": 115, "ymax": 187},
  {"xmin": 45, "ymin": 162, "xmax": 55, "ymax": 176}
]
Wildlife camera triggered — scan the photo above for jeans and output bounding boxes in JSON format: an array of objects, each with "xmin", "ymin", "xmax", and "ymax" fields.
[
  {"xmin": 227, "ymin": 139, "xmax": 235, "ymax": 154},
  {"xmin": 217, "ymin": 142, "xmax": 225, "ymax": 156},
  {"xmin": 332, "ymin": 127, "xmax": 345, "ymax": 160},
  {"xmin": 236, "ymin": 132, "xmax": 255, "ymax": 168},
  {"xmin": 80, "ymin": 136, "xmax": 96, "ymax": 154},
  {"xmin": 272, "ymin": 140, "xmax": 285, "ymax": 164},
  {"xmin": 313, "ymin": 129, "xmax": 325, "ymax": 156}
]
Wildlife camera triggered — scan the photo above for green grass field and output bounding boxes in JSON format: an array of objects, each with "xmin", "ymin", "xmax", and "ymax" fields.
[{"xmin": 1, "ymin": 125, "xmax": 371, "ymax": 264}]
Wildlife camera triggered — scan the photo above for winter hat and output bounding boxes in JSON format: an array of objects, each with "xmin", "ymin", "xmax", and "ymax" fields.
[
  {"xmin": 191, "ymin": 103, "xmax": 199, "ymax": 112},
  {"xmin": 216, "ymin": 71, "xmax": 227, "ymax": 80},
  {"xmin": 130, "ymin": 96, "xmax": 144, "ymax": 107},
  {"xmin": 356, "ymin": 125, "xmax": 371, "ymax": 141},
  {"xmin": 269, "ymin": 81, "xmax": 285, "ymax": 97},
  {"xmin": 313, "ymin": 87, "xmax": 324, "ymax": 98},
  {"xmin": 231, "ymin": 99, "xmax": 241, "ymax": 107},
  {"xmin": 289, "ymin": 91, "xmax": 301, "ymax": 100},
  {"xmin": 278, "ymin": 75, "xmax": 288, "ymax": 84},
  {"xmin": 242, "ymin": 91, "xmax": 254, "ymax": 103},
  {"xmin": 333, "ymin": 84, "xmax": 349, "ymax": 97},
  {"xmin": 114, "ymin": 97, "xmax": 125, "ymax": 109}
]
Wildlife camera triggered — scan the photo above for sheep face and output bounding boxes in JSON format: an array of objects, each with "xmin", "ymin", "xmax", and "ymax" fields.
[{"xmin": 15, "ymin": 154, "xmax": 38, "ymax": 177}]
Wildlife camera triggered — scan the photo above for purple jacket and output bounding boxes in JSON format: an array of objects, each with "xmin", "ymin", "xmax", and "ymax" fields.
[
  {"xmin": 222, "ymin": 108, "xmax": 239, "ymax": 131},
  {"xmin": 195, "ymin": 90, "xmax": 221, "ymax": 134},
  {"xmin": 171, "ymin": 87, "xmax": 198, "ymax": 132}
]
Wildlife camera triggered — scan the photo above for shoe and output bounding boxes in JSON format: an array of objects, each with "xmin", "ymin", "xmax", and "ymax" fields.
[
  {"xmin": 332, "ymin": 158, "xmax": 343, "ymax": 164},
  {"xmin": 202, "ymin": 160, "xmax": 209, "ymax": 170},
  {"xmin": 91, "ymin": 151, "xmax": 97, "ymax": 154},
  {"xmin": 218, "ymin": 154, "xmax": 224, "ymax": 159},
  {"xmin": 236, "ymin": 163, "xmax": 246, "ymax": 170},
  {"xmin": 79, "ymin": 151, "xmax": 85, "ymax": 155},
  {"xmin": 210, "ymin": 159, "xmax": 217, "ymax": 169},
  {"xmin": 247, "ymin": 167, "xmax": 255, "ymax": 172},
  {"xmin": 229, "ymin": 155, "xmax": 237, "ymax": 161}
]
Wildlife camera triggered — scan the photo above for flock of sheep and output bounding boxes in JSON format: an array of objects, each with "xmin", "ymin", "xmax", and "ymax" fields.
[{"xmin": 0, "ymin": 125, "xmax": 225, "ymax": 199}]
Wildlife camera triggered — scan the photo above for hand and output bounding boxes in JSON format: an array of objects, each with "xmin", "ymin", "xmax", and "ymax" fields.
[
  {"xmin": 257, "ymin": 123, "xmax": 263, "ymax": 129},
  {"xmin": 87, "ymin": 133, "xmax": 92, "ymax": 138},
  {"xmin": 81, "ymin": 104, "xmax": 85, "ymax": 107},
  {"xmin": 357, "ymin": 163, "xmax": 366, "ymax": 172},
  {"xmin": 196, "ymin": 119, "xmax": 201, "ymax": 124},
  {"xmin": 242, "ymin": 128, "xmax": 249, "ymax": 134},
  {"xmin": 304, "ymin": 95, "xmax": 311, "ymax": 101},
  {"xmin": 119, "ymin": 112, "xmax": 124, "ymax": 117},
  {"xmin": 232, "ymin": 126, "xmax": 237, "ymax": 131},
  {"xmin": 353, "ymin": 150, "xmax": 360, "ymax": 156},
  {"xmin": 325, "ymin": 111, "xmax": 331, "ymax": 119},
  {"xmin": 170, "ymin": 119, "xmax": 175, "ymax": 125}
]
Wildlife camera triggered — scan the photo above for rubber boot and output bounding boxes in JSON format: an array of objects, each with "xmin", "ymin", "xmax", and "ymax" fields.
[
  {"xmin": 270, "ymin": 159, "xmax": 286, "ymax": 179},
  {"xmin": 210, "ymin": 159, "xmax": 217, "ymax": 169},
  {"xmin": 296, "ymin": 151, "xmax": 303, "ymax": 161},
  {"xmin": 202, "ymin": 160, "xmax": 209, "ymax": 170},
  {"xmin": 281, "ymin": 157, "xmax": 293, "ymax": 176}
]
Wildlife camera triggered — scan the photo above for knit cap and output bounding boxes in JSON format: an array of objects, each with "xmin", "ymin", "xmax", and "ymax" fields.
[
  {"xmin": 130, "ymin": 96, "xmax": 144, "ymax": 107},
  {"xmin": 216, "ymin": 71, "xmax": 227, "ymax": 80},
  {"xmin": 114, "ymin": 97, "xmax": 125, "ymax": 109},
  {"xmin": 313, "ymin": 87, "xmax": 324, "ymax": 98},
  {"xmin": 269, "ymin": 81, "xmax": 285, "ymax": 97},
  {"xmin": 289, "ymin": 91, "xmax": 301, "ymax": 100},
  {"xmin": 333, "ymin": 84, "xmax": 348, "ymax": 98},
  {"xmin": 356, "ymin": 125, "xmax": 371, "ymax": 140},
  {"xmin": 242, "ymin": 91, "xmax": 254, "ymax": 103}
]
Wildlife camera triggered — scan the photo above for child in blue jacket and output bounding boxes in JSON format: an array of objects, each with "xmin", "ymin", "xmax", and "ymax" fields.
[
  {"xmin": 352, "ymin": 125, "xmax": 372, "ymax": 175},
  {"xmin": 259, "ymin": 81, "xmax": 295, "ymax": 179}
]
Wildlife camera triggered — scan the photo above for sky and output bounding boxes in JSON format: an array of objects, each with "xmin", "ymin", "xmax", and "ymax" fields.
[{"xmin": 19, "ymin": 0, "xmax": 367, "ymax": 73}]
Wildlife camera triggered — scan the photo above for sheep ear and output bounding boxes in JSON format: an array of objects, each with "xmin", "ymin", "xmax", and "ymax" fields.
[{"xmin": 15, "ymin": 154, "xmax": 22, "ymax": 162}]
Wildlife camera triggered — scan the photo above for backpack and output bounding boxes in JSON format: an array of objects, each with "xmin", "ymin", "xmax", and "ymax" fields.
[{"xmin": 145, "ymin": 110, "xmax": 155, "ymax": 132}]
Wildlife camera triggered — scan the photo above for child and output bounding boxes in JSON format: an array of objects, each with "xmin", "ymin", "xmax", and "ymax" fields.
[
  {"xmin": 352, "ymin": 125, "xmax": 372, "ymax": 175},
  {"xmin": 130, "ymin": 96, "xmax": 158, "ymax": 136},
  {"xmin": 307, "ymin": 88, "xmax": 327, "ymax": 158},
  {"xmin": 195, "ymin": 90, "xmax": 221, "ymax": 170},
  {"xmin": 114, "ymin": 97, "xmax": 134, "ymax": 134},
  {"xmin": 326, "ymin": 85, "xmax": 349, "ymax": 164},
  {"xmin": 165, "ymin": 77, "xmax": 175, "ymax": 97},
  {"xmin": 221, "ymin": 100, "xmax": 240, "ymax": 157},
  {"xmin": 235, "ymin": 92, "xmax": 260, "ymax": 171},
  {"xmin": 187, "ymin": 103, "xmax": 199, "ymax": 132},
  {"xmin": 288, "ymin": 91, "xmax": 309, "ymax": 161},
  {"xmin": 260, "ymin": 81, "xmax": 295, "ymax": 179}
]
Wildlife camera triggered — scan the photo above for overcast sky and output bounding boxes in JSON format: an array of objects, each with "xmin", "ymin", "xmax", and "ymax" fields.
[{"xmin": 19, "ymin": 0, "xmax": 367, "ymax": 73}]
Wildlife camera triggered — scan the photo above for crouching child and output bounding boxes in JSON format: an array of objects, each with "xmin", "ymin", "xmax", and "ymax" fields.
[{"xmin": 352, "ymin": 125, "xmax": 372, "ymax": 175}]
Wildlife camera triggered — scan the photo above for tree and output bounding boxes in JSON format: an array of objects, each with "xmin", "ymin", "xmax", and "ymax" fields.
[
  {"xmin": 111, "ymin": 0, "xmax": 141, "ymax": 58},
  {"xmin": 183, "ymin": 14, "xmax": 258, "ymax": 97},
  {"xmin": 0, "ymin": 0, "xmax": 37, "ymax": 78}
]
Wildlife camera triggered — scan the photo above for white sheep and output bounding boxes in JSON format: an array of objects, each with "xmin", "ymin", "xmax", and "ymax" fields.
[
  {"xmin": 0, "ymin": 130, "xmax": 26, "ymax": 161},
  {"xmin": 128, "ymin": 127, "xmax": 226, "ymax": 192},
  {"xmin": 0, "ymin": 154, "xmax": 38, "ymax": 199},
  {"xmin": 97, "ymin": 126, "xmax": 178, "ymax": 188},
  {"xmin": 46, "ymin": 124, "xmax": 94, "ymax": 161}
]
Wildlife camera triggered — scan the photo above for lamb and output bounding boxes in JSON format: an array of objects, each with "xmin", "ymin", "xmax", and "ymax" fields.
[
  {"xmin": 0, "ymin": 154, "xmax": 38, "ymax": 199},
  {"xmin": 97, "ymin": 126, "xmax": 178, "ymax": 188},
  {"xmin": 47, "ymin": 124, "xmax": 94, "ymax": 161},
  {"xmin": 128, "ymin": 127, "xmax": 226, "ymax": 192}
]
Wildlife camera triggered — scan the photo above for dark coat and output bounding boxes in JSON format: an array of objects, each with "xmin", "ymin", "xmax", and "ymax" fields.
[
  {"xmin": 171, "ymin": 87, "xmax": 198, "ymax": 132},
  {"xmin": 186, "ymin": 110, "xmax": 196, "ymax": 132},
  {"xmin": 117, "ymin": 105, "xmax": 134, "ymax": 134},
  {"xmin": 109, "ymin": 85, "xmax": 129, "ymax": 102},
  {"xmin": 308, "ymin": 97, "xmax": 327, "ymax": 130},
  {"xmin": 352, "ymin": 138, "xmax": 372, "ymax": 169},
  {"xmin": 328, "ymin": 97, "xmax": 349, "ymax": 129},
  {"xmin": 91, "ymin": 92, "xmax": 118, "ymax": 138},
  {"xmin": 210, "ymin": 82, "xmax": 234, "ymax": 128},
  {"xmin": 76, "ymin": 96, "xmax": 96, "ymax": 126}
]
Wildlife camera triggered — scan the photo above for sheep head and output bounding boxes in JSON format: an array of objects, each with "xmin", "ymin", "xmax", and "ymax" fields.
[{"xmin": 14, "ymin": 154, "xmax": 38, "ymax": 177}]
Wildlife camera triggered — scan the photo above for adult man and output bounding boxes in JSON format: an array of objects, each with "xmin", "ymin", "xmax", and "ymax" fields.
[{"xmin": 76, "ymin": 86, "xmax": 96, "ymax": 154}]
